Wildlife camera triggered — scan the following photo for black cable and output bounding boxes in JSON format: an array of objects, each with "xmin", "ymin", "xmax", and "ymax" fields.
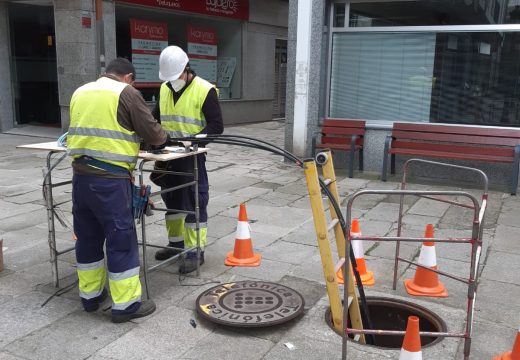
[
  {"xmin": 201, "ymin": 139, "xmax": 295, "ymax": 162},
  {"xmin": 41, "ymin": 280, "xmax": 78, "ymax": 307},
  {"xmin": 172, "ymin": 134, "xmax": 303, "ymax": 166},
  {"xmin": 170, "ymin": 134, "xmax": 374, "ymax": 337},
  {"xmin": 319, "ymin": 178, "xmax": 375, "ymax": 345}
]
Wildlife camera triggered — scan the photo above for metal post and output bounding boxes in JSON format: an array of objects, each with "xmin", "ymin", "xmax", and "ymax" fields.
[
  {"xmin": 193, "ymin": 145, "xmax": 200, "ymax": 277},
  {"xmin": 0, "ymin": 238, "xmax": 4, "ymax": 272},
  {"xmin": 95, "ymin": 0, "xmax": 105, "ymax": 76},
  {"xmin": 139, "ymin": 161, "xmax": 150, "ymax": 300},
  {"xmin": 44, "ymin": 152, "xmax": 59, "ymax": 287}
]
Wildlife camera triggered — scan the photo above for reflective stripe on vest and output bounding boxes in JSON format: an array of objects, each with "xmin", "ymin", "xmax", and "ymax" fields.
[
  {"xmin": 159, "ymin": 77, "xmax": 216, "ymax": 138},
  {"xmin": 67, "ymin": 77, "xmax": 140, "ymax": 170}
]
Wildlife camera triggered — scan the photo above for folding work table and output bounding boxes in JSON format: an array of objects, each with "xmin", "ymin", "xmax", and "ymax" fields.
[{"xmin": 16, "ymin": 141, "xmax": 206, "ymax": 298}]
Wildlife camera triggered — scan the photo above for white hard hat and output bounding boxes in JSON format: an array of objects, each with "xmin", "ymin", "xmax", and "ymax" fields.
[{"xmin": 158, "ymin": 46, "xmax": 189, "ymax": 81}]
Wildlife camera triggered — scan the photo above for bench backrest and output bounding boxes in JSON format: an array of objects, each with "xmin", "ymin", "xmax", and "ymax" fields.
[
  {"xmin": 319, "ymin": 119, "xmax": 366, "ymax": 145},
  {"xmin": 391, "ymin": 122, "xmax": 520, "ymax": 147}
]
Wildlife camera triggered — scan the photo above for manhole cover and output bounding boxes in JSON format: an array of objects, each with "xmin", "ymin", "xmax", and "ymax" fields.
[{"xmin": 196, "ymin": 280, "xmax": 305, "ymax": 327}]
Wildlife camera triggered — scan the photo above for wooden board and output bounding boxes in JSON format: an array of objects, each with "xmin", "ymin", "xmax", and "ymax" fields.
[{"xmin": 16, "ymin": 142, "xmax": 207, "ymax": 161}]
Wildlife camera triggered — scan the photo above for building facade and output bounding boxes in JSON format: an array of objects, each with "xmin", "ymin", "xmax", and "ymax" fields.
[
  {"xmin": 285, "ymin": 0, "xmax": 520, "ymax": 187},
  {"xmin": 0, "ymin": 0, "xmax": 288, "ymax": 132}
]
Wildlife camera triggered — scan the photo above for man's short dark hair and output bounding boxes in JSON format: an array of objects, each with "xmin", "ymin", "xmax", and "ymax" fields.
[{"xmin": 106, "ymin": 58, "xmax": 136, "ymax": 79}]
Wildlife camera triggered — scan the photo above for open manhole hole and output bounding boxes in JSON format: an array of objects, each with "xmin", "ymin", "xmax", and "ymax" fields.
[
  {"xmin": 196, "ymin": 280, "xmax": 305, "ymax": 327},
  {"xmin": 325, "ymin": 297, "xmax": 447, "ymax": 349}
]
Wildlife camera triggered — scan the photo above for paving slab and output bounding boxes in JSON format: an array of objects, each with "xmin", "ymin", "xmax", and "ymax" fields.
[
  {"xmin": 93, "ymin": 305, "xmax": 214, "ymax": 360},
  {"xmin": 480, "ymin": 250, "xmax": 520, "ymax": 285},
  {"xmin": 0, "ymin": 291, "xmax": 79, "ymax": 348},
  {"xmin": 0, "ymin": 261, "xmax": 76, "ymax": 297},
  {"xmin": 4, "ymin": 310, "xmax": 135, "ymax": 360},
  {"xmin": 0, "ymin": 208, "xmax": 48, "ymax": 232},
  {"xmin": 407, "ymin": 197, "xmax": 451, "ymax": 217},
  {"xmin": 475, "ymin": 279, "xmax": 520, "ymax": 326},
  {"xmin": 180, "ymin": 328, "xmax": 274, "ymax": 360},
  {"xmin": 0, "ymin": 352, "xmax": 26, "ymax": 359},
  {"xmin": 227, "ymin": 258, "xmax": 294, "ymax": 282},
  {"xmin": 363, "ymin": 202, "xmax": 410, "ymax": 222},
  {"xmin": 261, "ymin": 240, "xmax": 317, "ymax": 265},
  {"xmin": 492, "ymin": 224, "xmax": 520, "ymax": 255}
]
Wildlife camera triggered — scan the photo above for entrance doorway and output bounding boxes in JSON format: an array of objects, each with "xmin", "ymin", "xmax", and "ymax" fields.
[
  {"xmin": 9, "ymin": 3, "xmax": 60, "ymax": 126},
  {"xmin": 273, "ymin": 39, "xmax": 287, "ymax": 119}
]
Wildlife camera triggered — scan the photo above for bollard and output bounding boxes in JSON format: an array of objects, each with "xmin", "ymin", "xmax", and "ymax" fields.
[{"xmin": 0, "ymin": 239, "xmax": 3, "ymax": 272}]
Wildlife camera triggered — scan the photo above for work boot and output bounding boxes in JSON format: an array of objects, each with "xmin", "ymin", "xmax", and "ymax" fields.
[
  {"xmin": 82, "ymin": 288, "xmax": 108, "ymax": 312},
  {"xmin": 178, "ymin": 251, "xmax": 205, "ymax": 274},
  {"xmin": 154, "ymin": 241, "xmax": 184, "ymax": 261},
  {"xmin": 111, "ymin": 300, "xmax": 156, "ymax": 323}
]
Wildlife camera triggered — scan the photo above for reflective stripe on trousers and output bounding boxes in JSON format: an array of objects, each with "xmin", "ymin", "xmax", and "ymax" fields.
[
  {"xmin": 77, "ymin": 259, "xmax": 106, "ymax": 299},
  {"xmin": 109, "ymin": 266, "xmax": 141, "ymax": 310},
  {"xmin": 165, "ymin": 214, "xmax": 207, "ymax": 247},
  {"xmin": 73, "ymin": 174, "xmax": 142, "ymax": 313},
  {"xmin": 165, "ymin": 213, "xmax": 185, "ymax": 243},
  {"xmin": 184, "ymin": 223, "xmax": 207, "ymax": 248}
]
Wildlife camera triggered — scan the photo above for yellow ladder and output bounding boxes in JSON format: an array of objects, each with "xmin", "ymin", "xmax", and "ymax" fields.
[{"xmin": 304, "ymin": 150, "xmax": 365, "ymax": 343}]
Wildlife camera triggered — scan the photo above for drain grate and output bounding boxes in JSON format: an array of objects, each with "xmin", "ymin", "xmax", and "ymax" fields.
[{"xmin": 196, "ymin": 280, "xmax": 305, "ymax": 327}]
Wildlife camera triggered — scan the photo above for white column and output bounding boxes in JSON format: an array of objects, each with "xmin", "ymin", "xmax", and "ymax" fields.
[{"xmin": 292, "ymin": 0, "xmax": 312, "ymax": 156}]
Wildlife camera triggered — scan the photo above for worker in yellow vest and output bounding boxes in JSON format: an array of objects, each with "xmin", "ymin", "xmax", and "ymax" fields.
[
  {"xmin": 68, "ymin": 58, "xmax": 168, "ymax": 323},
  {"xmin": 152, "ymin": 46, "xmax": 224, "ymax": 274}
]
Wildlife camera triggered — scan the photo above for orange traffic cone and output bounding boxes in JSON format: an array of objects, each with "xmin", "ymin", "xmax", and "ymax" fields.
[
  {"xmin": 225, "ymin": 203, "xmax": 261, "ymax": 267},
  {"xmin": 404, "ymin": 224, "xmax": 448, "ymax": 297},
  {"xmin": 399, "ymin": 316, "xmax": 422, "ymax": 360},
  {"xmin": 336, "ymin": 219, "xmax": 375, "ymax": 286},
  {"xmin": 493, "ymin": 327, "xmax": 520, "ymax": 360}
]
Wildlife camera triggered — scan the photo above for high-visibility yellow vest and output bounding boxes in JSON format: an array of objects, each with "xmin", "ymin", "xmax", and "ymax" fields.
[
  {"xmin": 159, "ymin": 77, "xmax": 217, "ymax": 138},
  {"xmin": 67, "ymin": 77, "xmax": 140, "ymax": 170}
]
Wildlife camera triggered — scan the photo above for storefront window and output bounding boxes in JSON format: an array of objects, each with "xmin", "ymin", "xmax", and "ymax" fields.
[
  {"xmin": 328, "ymin": 1, "xmax": 520, "ymax": 127},
  {"xmin": 330, "ymin": 30, "xmax": 520, "ymax": 126},
  {"xmin": 348, "ymin": 0, "xmax": 520, "ymax": 27},
  {"xmin": 115, "ymin": 5, "xmax": 242, "ymax": 101}
]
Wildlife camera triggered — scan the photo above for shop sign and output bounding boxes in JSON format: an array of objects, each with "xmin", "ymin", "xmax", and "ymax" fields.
[
  {"xmin": 130, "ymin": 19, "xmax": 168, "ymax": 87},
  {"xmin": 118, "ymin": 0, "xmax": 249, "ymax": 21},
  {"xmin": 187, "ymin": 25, "xmax": 217, "ymax": 83}
]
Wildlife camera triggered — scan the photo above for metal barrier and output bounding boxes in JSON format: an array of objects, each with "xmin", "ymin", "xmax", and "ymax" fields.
[{"xmin": 342, "ymin": 159, "xmax": 489, "ymax": 360}]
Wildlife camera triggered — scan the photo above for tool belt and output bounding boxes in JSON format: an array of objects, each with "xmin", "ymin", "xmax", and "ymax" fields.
[{"xmin": 74, "ymin": 156, "xmax": 129, "ymax": 175}]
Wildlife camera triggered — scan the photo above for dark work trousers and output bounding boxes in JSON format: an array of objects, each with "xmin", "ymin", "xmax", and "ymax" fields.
[
  {"xmin": 160, "ymin": 154, "xmax": 209, "ymax": 248},
  {"xmin": 72, "ymin": 174, "xmax": 141, "ymax": 314}
]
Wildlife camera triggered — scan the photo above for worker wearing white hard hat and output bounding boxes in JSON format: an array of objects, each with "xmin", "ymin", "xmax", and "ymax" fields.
[
  {"xmin": 151, "ymin": 45, "xmax": 224, "ymax": 274},
  {"xmin": 158, "ymin": 45, "xmax": 189, "ymax": 82}
]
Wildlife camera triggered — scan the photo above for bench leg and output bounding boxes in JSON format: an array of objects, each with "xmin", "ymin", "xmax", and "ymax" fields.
[
  {"xmin": 390, "ymin": 154, "xmax": 396, "ymax": 175},
  {"xmin": 382, "ymin": 136, "xmax": 392, "ymax": 182},
  {"xmin": 349, "ymin": 135, "xmax": 357, "ymax": 178},
  {"xmin": 511, "ymin": 145, "xmax": 520, "ymax": 195},
  {"xmin": 359, "ymin": 149, "xmax": 364, "ymax": 171},
  {"xmin": 349, "ymin": 151, "xmax": 355, "ymax": 178}
]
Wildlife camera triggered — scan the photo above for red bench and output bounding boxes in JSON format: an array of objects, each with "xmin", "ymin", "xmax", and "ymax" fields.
[
  {"xmin": 312, "ymin": 119, "xmax": 365, "ymax": 178},
  {"xmin": 382, "ymin": 122, "xmax": 520, "ymax": 195}
]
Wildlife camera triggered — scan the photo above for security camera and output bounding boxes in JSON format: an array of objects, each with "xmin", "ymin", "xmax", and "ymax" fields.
[{"xmin": 315, "ymin": 152, "xmax": 329, "ymax": 166}]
